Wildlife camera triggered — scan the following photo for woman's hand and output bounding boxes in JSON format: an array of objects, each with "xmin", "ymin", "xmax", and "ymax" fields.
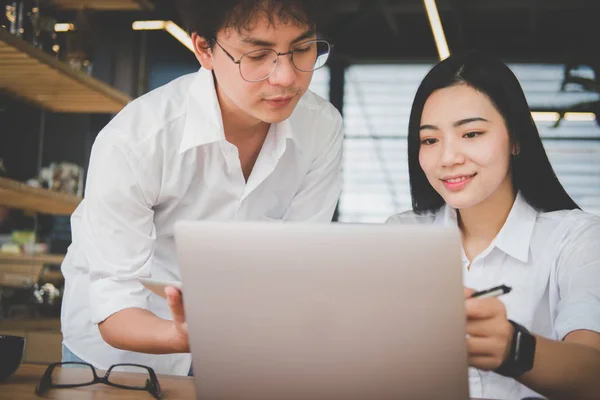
[{"xmin": 464, "ymin": 287, "xmax": 514, "ymax": 370}]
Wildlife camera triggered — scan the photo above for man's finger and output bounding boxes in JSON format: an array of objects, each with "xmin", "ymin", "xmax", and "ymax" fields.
[{"xmin": 165, "ymin": 286, "xmax": 186, "ymax": 325}]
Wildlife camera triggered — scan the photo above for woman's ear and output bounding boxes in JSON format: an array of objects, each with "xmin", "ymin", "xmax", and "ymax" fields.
[{"xmin": 192, "ymin": 33, "xmax": 214, "ymax": 70}]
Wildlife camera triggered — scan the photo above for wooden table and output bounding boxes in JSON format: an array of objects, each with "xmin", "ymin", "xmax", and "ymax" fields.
[
  {"xmin": 2, "ymin": 363, "xmax": 492, "ymax": 399},
  {"xmin": 0, "ymin": 363, "xmax": 195, "ymax": 399}
]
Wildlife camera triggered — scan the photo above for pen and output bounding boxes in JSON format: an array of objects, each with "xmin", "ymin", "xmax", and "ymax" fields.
[{"xmin": 470, "ymin": 284, "xmax": 512, "ymax": 299}]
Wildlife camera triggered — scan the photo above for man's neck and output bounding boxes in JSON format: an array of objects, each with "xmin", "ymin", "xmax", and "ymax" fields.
[
  {"xmin": 214, "ymin": 82, "xmax": 271, "ymax": 181},
  {"xmin": 224, "ymin": 119, "xmax": 270, "ymax": 145},
  {"xmin": 216, "ymin": 81, "xmax": 270, "ymax": 143}
]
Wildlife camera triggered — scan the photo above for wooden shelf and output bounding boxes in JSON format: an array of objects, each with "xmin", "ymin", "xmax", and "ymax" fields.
[
  {"xmin": 50, "ymin": 0, "xmax": 154, "ymax": 11},
  {"xmin": 0, "ymin": 318, "xmax": 61, "ymax": 332},
  {"xmin": 0, "ymin": 29, "xmax": 132, "ymax": 113},
  {"xmin": 0, "ymin": 254, "xmax": 65, "ymax": 265},
  {"xmin": 0, "ymin": 253, "xmax": 64, "ymax": 288},
  {"xmin": 0, "ymin": 262, "xmax": 45, "ymax": 288},
  {"xmin": 0, "ymin": 319, "xmax": 62, "ymax": 364},
  {"xmin": 0, "ymin": 177, "xmax": 81, "ymax": 216}
]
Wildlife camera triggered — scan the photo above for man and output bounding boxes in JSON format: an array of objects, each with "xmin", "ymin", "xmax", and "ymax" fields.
[{"xmin": 60, "ymin": 0, "xmax": 342, "ymax": 376}]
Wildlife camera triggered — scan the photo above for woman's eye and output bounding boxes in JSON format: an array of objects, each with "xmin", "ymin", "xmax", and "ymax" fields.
[
  {"xmin": 463, "ymin": 131, "xmax": 482, "ymax": 139},
  {"xmin": 421, "ymin": 138, "xmax": 438, "ymax": 145}
]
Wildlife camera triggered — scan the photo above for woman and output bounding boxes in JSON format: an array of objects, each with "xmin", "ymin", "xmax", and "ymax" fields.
[{"xmin": 388, "ymin": 51, "xmax": 600, "ymax": 400}]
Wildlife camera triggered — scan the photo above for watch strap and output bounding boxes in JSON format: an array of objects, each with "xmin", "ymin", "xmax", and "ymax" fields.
[{"xmin": 494, "ymin": 319, "xmax": 536, "ymax": 378}]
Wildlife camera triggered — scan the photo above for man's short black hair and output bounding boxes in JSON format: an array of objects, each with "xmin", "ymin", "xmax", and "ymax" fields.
[{"xmin": 173, "ymin": 0, "xmax": 329, "ymax": 42}]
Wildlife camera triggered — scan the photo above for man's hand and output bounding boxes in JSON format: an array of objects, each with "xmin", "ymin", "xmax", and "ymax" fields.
[
  {"xmin": 98, "ymin": 293, "xmax": 190, "ymax": 355},
  {"xmin": 165, "ymin": 286, "xmax": 189, "ymax": 353},
  {"xmin": 464, "ymin": 287, "xmax": 514, "ymax": 370}
]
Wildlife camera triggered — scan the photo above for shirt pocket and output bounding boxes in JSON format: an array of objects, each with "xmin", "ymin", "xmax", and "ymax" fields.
[
  {"xmin": 263, "ymin": 188, "xmax": 297, "ymax": 220},
  {"xmin": 262, "ymin": 191, "xmax": 286, "ymax": 220},
  {"xmin": 502, "ymin": 269, "xmax": 543, "ymax": 329}
]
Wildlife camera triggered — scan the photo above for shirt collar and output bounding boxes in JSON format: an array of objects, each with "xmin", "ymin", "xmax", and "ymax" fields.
[
  {"xmin": 493, "ymin": 192, "xmax": 538, "ymax": 263},
  {"xmin": 274, "ymin": 117, "xmax": 297, "ymax": 154},
  {"xmin": 435, "ymin": 192, "xmax": 538, "ymax": 263},
  {"xmin": 179, "ymin": 68, "xmax": 303, "ymax": 155},
  {"xmin": 179, "ymin": 68, "xmax": 225, "ymax": 154},
  {"xmin": 437, "ymin": 203, "xmax": 457, "ymax": 226}
]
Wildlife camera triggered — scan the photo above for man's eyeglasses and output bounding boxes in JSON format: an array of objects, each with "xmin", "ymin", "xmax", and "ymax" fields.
[
  {"xmin": 35, "ymin": 362, "xmax": 162, "ymax": 399},
  {"xmin": 214, "ymin": 39, "xmax": 332, "ymax": 82}
]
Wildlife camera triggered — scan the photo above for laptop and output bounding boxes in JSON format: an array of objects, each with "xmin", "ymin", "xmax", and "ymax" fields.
[{"xmin": 175, "ymin": 221, "xmax": 469, "ymax": 400}]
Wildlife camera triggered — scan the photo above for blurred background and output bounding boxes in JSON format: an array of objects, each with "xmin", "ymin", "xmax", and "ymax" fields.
[{"xmin": 0, "ymin": 0, "xmax": 599, "ymax": 363}]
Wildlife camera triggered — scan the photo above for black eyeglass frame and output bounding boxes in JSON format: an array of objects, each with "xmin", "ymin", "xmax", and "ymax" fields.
[
  {"xmin": 34, "ymin": 361, "xmax": 162, "ymax": 399},
  {"xmin": 213, "ymin": 39, "xmax": 333, "ymax": 82}
]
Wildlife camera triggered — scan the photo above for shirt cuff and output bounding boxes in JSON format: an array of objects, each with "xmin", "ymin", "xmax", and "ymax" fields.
[{"xmin": 89, "ymin": 277, "xmax": 149, "ymax": 324}]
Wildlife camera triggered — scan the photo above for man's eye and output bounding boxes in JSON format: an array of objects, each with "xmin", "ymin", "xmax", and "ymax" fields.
[
  {"xmin": 248, "ymin": 54, "xmax": 268, "ymax": 60},
  {"xmin": 244, "ymin": 50, "xmax": 272, "ymax": 61}
]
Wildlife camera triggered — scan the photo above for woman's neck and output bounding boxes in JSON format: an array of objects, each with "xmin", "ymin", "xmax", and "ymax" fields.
[{"xmin": 458, "ymin": 179, "xmax": 516, "ymax": 261}]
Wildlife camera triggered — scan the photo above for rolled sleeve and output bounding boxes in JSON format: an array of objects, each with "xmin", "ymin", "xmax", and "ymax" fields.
[
  {"xmin": 554, "ymin": 215, "xmax": 600, "ymax": 340},
  {"xmin": 282, "ymin": 108, "xmax": 343, "ymax": 222},
  {"xmin": 81, "ymin": 131, "xmax": 157, "ymax": 324}
]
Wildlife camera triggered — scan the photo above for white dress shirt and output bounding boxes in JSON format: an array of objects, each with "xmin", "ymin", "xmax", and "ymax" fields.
[
  {"xmin": 387, "ymin": 193, "xmax": 600, "ymax": 400},
  {"xmin": 60, "ymin": 68, "xmax": 343, "ymax": 376}
]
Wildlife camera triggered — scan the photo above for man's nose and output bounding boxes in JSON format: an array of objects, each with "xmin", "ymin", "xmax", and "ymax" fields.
[{"xmin": 267, "ymin": 54, "xmax": 297, "ymax": 87}]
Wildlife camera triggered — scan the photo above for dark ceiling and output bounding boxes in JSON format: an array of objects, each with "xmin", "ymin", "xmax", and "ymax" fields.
[
  {"xmin": 148, "ymin": 0, "xmax": 600, "ymax": 66},
  {"xmin": 48, "ymin": 0, "xmax": 599, "ymax": 88},
  {"xmin": 325, "ymin": 0, "xmax": 600, "ymax": 63}
]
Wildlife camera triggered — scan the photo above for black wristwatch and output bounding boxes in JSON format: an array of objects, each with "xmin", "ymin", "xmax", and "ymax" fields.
[{"xmin": 494, "ymin": 319, "xmax": 536, "ymax": 378}]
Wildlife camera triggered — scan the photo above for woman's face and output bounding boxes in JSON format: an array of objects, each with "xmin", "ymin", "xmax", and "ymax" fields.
[{"xmin": 418, "ymin": 84, "xmax": 515, "ymax": 210}]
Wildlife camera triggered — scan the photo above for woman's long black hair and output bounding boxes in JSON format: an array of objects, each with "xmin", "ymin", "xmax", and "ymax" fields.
[{"xmin": 407, "ymin": 51, "xmax": 579, "ymax": 213}]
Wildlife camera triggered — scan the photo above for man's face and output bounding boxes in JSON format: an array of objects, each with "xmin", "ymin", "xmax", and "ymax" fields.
[{"xmin": 194, "ymin": 17, "xmax": 317, "ymax": 126}]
